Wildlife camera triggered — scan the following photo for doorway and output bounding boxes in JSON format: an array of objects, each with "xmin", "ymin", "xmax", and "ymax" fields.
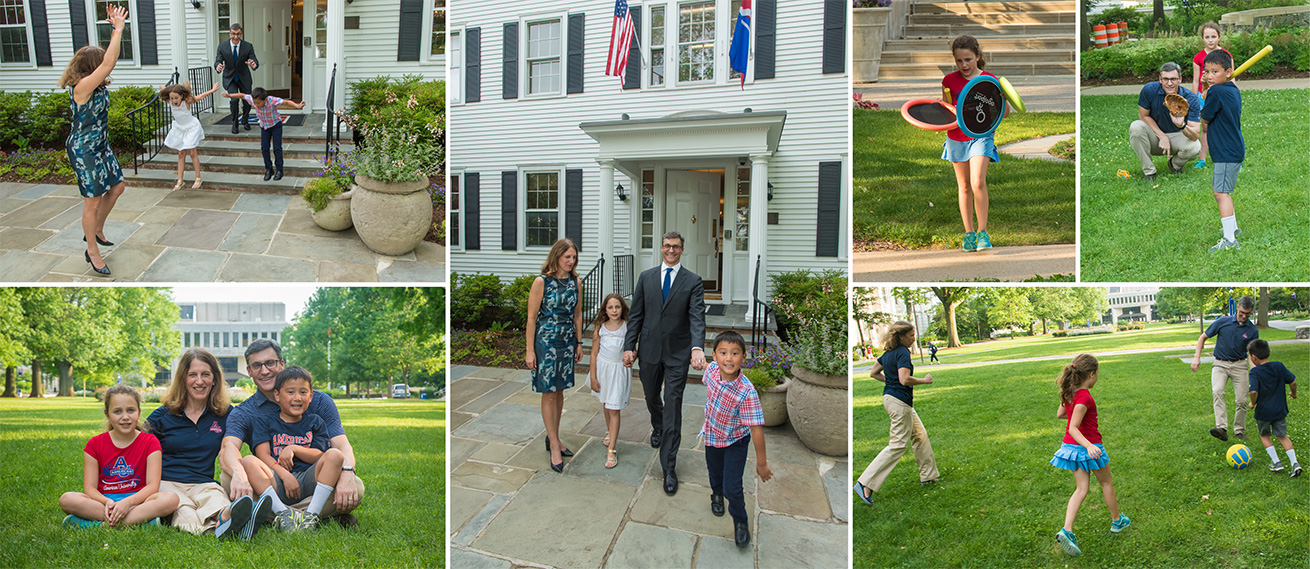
[
  {"xmin": 666, "ymin": 169, "xmax": 723, "ymax": 295},
  {"xmin": 243, "ymin": 0, "xmax": 304, "ymax": 105}
]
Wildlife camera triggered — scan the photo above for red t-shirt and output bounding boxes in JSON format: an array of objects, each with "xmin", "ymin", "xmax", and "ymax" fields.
[
  {"xmin": 1193, "ymin": 48, "xmax": 1232, "ymax": 94},
  {"xmin": 1061, "ymin": 389, "xmax": 1102, "ymax": 445},
  {"xmin": 83, "ymin": 431, "xmax": 161, "ymax": 494},
  {"xmin": 942, "ymin": 70, "xmax": 997, "ymax": 141}
]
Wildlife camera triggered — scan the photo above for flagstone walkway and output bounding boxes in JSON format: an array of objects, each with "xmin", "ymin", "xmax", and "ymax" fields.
[
  {"xmin": 448, "ymin": 365, "xmax": 850, "ymax": 569},
  {"xmin": 0, "ymin": 182, "xmax": 444, "ymax": 282}
]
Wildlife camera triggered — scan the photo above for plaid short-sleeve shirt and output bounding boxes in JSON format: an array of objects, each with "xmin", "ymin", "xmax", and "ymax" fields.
[
  {"xmin": 242, "ymin": 95, "xmax": 285, "ymax": 129},
  {"xmin": 700, "ymin": 361, "xmax": 764, "ymax": 448}
]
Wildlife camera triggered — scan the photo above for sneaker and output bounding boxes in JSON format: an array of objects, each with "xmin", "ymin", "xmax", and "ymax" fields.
[
  {"xmin": 1270, "ymin": 461, "xmax": 1286, "ymax": 472},
  {"xmin": 1209, "ymin": 237, "xmax": 1239, "ymax": 253},
  {"xmin": 1144, "ymin": 172, "xmax": 1157, "ymax": 182},
  {"xmin": 1111, "ymin": 514, "xmax": 1131, "ymax": 533},
  {"xmin": 1235, "ymin": 432, "xmax": 1247, "ymax": 441},
  {"xmin": 976, "ymin": 230, "xmax": 992, "ymax": 250},
  {"xmin": 273, "ymin": 509, "xmax": 300, "ymax": 532},
  {"xmin": 215, "ymin": 496, "xmax": 253, "ymax": 540},
  {"xmin": 1056, "ymin": 528, "xmax": 1081, "ymax": 557},
  {"xmin": 241, "ymin": 494, "xmax": 274, "ymax": 540},
  {"xmin": 1169, "ymin": 160, "xmax": 1184, "ymax": 174},
  {"xmin": 1210, "ymin": 427, "xmax": 1228, "ymax": 441},
  {"xmin": 963, "ymin": 232, "xmax": 977, "ymax": 253},
  {"xmin": 297, "ymin": 511, "xmax": 322, "ymax": 531},
  {"xmin": 1292, "ymin": 463, "xmax": 1302, "ymax": 478},
  {"xmin": 852, "ymin": 482, "xmax": 874, "ymax": 506},
  {"xmin": 62, "ymin": 515, "xmax": 101, "ymax": 529},
  {"xmin": 1194, "ymin": 159, "xmax": 1207, "ymax": 169}
]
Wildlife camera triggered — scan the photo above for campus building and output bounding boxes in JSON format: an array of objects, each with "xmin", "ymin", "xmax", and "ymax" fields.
[
  {"xmin": 173, "ymin": 301, "xmax": 288, "ymax": 384},
  {"xmin": 1102, "ymin": 286, "xmax": 1160, "ymax": 324},
  {"xmin": 449, "ymin": 0, "xmax": 849, "ymax": 311}
]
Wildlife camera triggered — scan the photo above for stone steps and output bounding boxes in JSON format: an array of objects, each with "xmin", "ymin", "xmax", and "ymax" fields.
[
  {"xmin": 913, "ymin": 1, "xmax": 1076, "ymax": 13},
  {"xmin": 139, "ymin": 154, "xmax": 324, "ymax": 177},
  {"xmin": 195, "ymin": 139, "xmax": 353, "ymax": 160},
  {"xmin": 877, "ymin": 61, "xmax": 1075, "ymax": 79},
  {"xmin": 123, "ymin": 168, "xmax": 305, "ymax": 195},
  {"xmin": 879, "ymin": 0, "xmax": 1077, "ymax": 79},
  {"xmin": 907, "ymin": 11, "xmax": 1076, "ymax": 25},
  {"xmin": 900, "ymin": 22, "xmax": 1074, "ymax": 37},
  {"xmin": 882, "ymin": 48, "xmax": 1074, "ymax": 64}
]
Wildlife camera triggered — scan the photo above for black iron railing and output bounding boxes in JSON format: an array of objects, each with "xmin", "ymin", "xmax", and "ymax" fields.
[
  {"xmin": 613, "ymin": 254, "xmax": 634, "ymax": 298},
  {"xmin": 325, "ymin": 63, "xmax": 342, "ymax": 157},
  {"xmin": 578, "ymin": 255, "xmax": 606, "ymax": 335},
  {"xmin": 750, "ymin": 255, "xmax": 773, "ymax": 353},
  {"xmin": 187, "ymin": 66, "xmax": 214, "ymax": 114},
  {"xmin": 127, "ymin": 68, "xmax": 180, "ymax": 174}
]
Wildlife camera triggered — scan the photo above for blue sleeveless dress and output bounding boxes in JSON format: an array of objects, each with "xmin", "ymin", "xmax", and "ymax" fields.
[
  {"xmin": 532, "ymin": 276, "xmax": 579, "ymax": 393},
  {"xmin": 65, "ymin": 86, "xmax": 124, "ymax": 198}
]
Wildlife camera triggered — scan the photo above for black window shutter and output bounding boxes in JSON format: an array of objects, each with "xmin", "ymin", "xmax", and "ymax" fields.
[
  {"xmin": 502, "ymin": 22, "xmax": 518, "ymax": 99},
  {"xmin": 565, "ymin": 169, "xmax": 582, "ymax": 248},
  {"xmin": 465, "ymin": 27, "xmax": 481, "ymax": 103},
  {"xmin": 30, "ymin": 0, "xmax": 51, "ymax": 66},
  {"xmin": 465, "ymin": 173, "xmax": 481, "ymax": 250},
  {"xmin": 397, "ymin": 0, "xmax": 423, "ymax": 62},
  {"xmin": 623, "ymin": 7, "xmax": 641, "ymax": 90},
  {"xmin": 69, "ymin": 0, "xmax": 88, "ymax": 52},
  {"xmin": 566, "ymin": 13, "xmax": 584, "ymax": 94},
  {"xmin": 822, "ymin": 0, "xmax": 845, "ymax": 74},
  {"xmin": 136, "ymin": 0, "xmax": 158, "ymax": 65},
  {"xmin": 755, "ymin": 0, "xmax": 775, "ymax": 79},
  {"xmin": 501, "ymin": 171, "xmax": 517, "ymax": 251},
  {"xmin": 815, "ymin": 161, "xmax": 841, "ymax": 257}
]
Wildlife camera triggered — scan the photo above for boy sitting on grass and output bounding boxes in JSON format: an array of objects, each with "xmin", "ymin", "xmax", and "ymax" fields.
[
  {"xmin": 239, "ymin": 366, "xmax": 348, "ymax": 531},
  {"xmin": 1246, "ymin": 339, "xmax": 1299, "ymax": 477}
]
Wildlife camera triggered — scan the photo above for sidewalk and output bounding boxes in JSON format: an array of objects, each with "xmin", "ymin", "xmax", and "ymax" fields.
[
  {"xmin": 1081, "ymin": 77, "xmax": 1310, "ymax": 96},
  {"xmin": 448, "ymin": 366, "xmax": 849, "ymax": 569},
  {"xmin": 853, "ymin": 244, "xmax": 1076, "ymax": 283},
  {"xmin": 856, "ymin": 74, "xmax": 1077, "ymax": 113},
  {"xmin": 0, "ymin": 182, "xmax": 444, "ymax": 282},
  {"xmin": 997, "ymin": 133, "xmax": 1074, "ymax": 162},
  {"xmin": 852, "ymin": 338, "xmax": 1310, "ymax": 372}
]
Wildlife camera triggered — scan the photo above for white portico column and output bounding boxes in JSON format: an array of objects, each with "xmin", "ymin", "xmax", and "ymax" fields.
[
  {"xmin": 597, "ymin": 159, "xmax": 616, "ymax": 282},
  {"xmin": 747, "ymin": 153, "xmax": 770, "ymax": 304},
  {"xmin": 325, "ymin": 0, "xmax": 346, "ymax": 115},
  {"xmin": 170, "ymin": 0, "xmax": 188, "ymax": 79}
]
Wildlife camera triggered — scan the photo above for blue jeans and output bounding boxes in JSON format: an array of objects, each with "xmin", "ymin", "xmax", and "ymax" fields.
[
  {"xmin": 706, "ymin": 434, "xmax": 750, "ymax": 524},
  {"xmin": 260, "ymin": 121, "xmax": 284, "ymax": 173}
]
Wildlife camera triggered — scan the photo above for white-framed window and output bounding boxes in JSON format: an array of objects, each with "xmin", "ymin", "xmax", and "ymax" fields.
[
  {"xmin": 647, "ymin": 5, "xmax": 665, "ymax": 87},
  {"xmin": 90, "ymin": 0, "xmax": 135, "ymax": 63},
  {"xmin": 215, "ymin": 0, "xmax": 230, "ymax": 33},
  {"xmin": 734, "ymin": 166, "xmax": 749, "ymax": 251},
  {"xmin": 643, "ymin": 0, "xmax": 751, "ymax": 89},
  {"xmin": 522, "ymin": 169, "xmax": 562, "ymax": 248},
  {"xmin": 676, "ymin": 1, "xmax": 714, "ymax": 83},
  {"xmin": 428, "ymin": 0, "xmax": 445, "ymax": 59},
  {"xmin": 449, "ymin": 172, "xmax": 462, "ymax": 249},
  {"xmin": 0, "ymin": 0, "xmax": 34, "ymax": 65},
  {"xmin": 448, "ymin": 28, "xmax": 462, "ymax": 104},
  {"xmin": 522, "ymin": 15, "xmax": 562, "ymax": 97},
  {"xmin": 640, "ymin": 170, "xmax": 655, "ymax": 249},
  {"xmin": 314, "ymin": 0, "xmax": 328, "ymax": 58}
]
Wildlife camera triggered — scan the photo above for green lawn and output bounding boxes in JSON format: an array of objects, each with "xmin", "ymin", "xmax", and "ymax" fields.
[
  {"xmin": 0, "ymin": 397, "xmax": 445, "ymax": 568},
  {"xmin": 923, "ymin": 323, "xmax": 1297, "ymax": 365},
  {"xmin": 853, "ymin": 109, "xmax": 1076, "ymax": 249},
  {"xmin": 1080, "ymin": 89, "xmax": 1310, "ymax": 282},
  {"xmin": 853, "ymin": 347, "xmax": 1309, "ymax": 568}
]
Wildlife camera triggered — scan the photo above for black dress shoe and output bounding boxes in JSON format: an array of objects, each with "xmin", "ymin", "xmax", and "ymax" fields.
[
  {"xmin": 550, "ymin": 460, "xmax": 564, "ymax": 473},
  {"xmin": 84, "ymin": 250, "xmax": 110, "ymax": 275},
  {"xmin": 273, "ymin": 171, "xmax": 284, "ymax": 181},
  {"xmin": 734, "ymin": 521, "xmax": 750, "ymax": 547},
  {"xmin": 663, "ymin": 471, "xmax": 678, "ymax": 495},
  {"xmin": 710, "ymin": 494, "xmax": 725, "ymax": 517},
  {"xmin": 243, "ymin": 122, "xmax": 251, "ymax": 131},
  {"xmin": 650, "ymin": 431, "xmax": 662, "ymax": 448},
  {"xmin": 263, "ymin": 170, "xmax": 273, "ymax": 181},
  {"xmin": 231, "ymin": 123, "xmax": 239, "ymax": 134},
  {"xmin": 544, "ymin": 437, "xmax": 574, "ymax": 458},
  {"xmin": 83, "ymin": 234, "xmax": 114, "ymax": 247}
]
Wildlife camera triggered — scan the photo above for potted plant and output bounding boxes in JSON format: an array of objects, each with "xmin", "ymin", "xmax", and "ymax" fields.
[
  {"xmin": 343, "ymin": 119, "xmax": 440, "ymax": 255},
  {"xmin": 784, "ymin": 314, "xmax": 849, "ymax": 457},
  {"xmin": 301, "ymin": 151, "xmax": 355, "ymax": 231},
  {"xmin": 853, "ymin": 0, "xmax": 894, "ymax": 83},
  {"xmin": 742, "ymin": 344, "xmax": 791, "ymax": 427}
]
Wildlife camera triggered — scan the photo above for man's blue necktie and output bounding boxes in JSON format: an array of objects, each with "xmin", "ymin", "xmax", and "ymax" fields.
[
  {"xmin": 662, "ymin": 267, "xmax": 672, "ymax": 303},
  {"xmin": 233, "ymin": 44, "xmax": 238, "ymax": 65}
]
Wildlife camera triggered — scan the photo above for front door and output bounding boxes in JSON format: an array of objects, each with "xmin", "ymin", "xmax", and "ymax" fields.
[
  {"xmin": 246, "ymin": 0, "xmax": 292, "ymax": 98},
  {"xmin": 666, "ymin": 170, "xmax": 721, "ymax": 294}
]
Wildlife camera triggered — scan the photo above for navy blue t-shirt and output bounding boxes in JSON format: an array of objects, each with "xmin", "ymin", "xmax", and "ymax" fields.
[
  {"xmin": 1200, "ymin": 81, "xmax": 1244, "ymax": 163},
  {"xmin": 147, "ymin": 405, "xmax": 227, "ymax": 484},
  {"xmin": 1138, "ymin": 82, "xmax": 1201, "ymax": 134},
  {"xmin": 879, "ymin": 345, "xmax": 915, "ymax": 407},
  {"xmin": 254, "ymin": 413, "xmax": 330, "ymax": 473},
  {"xmin": 1205, "ymin": 316, "xmax": 1259, "ymax": 361},
  {"xmin": 1249, "ymin": 361, "xmax": 1296, "ymax": 422},
  {"xmin": 226, "ymin": 389, "xmax": 344, "ymax": 451}
]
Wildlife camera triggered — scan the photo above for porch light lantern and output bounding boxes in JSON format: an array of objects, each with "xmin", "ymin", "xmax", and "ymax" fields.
[
  {"xmin": 614, "ymin": 183, "xmax": 628, "ymax": 201},
  {"xmin": 767, "ymin": 182, "xmax": 774, "ymax": 201},
  {"xmin": 190, "ymin": 0, "xmax": 200, "ymax": 9}
]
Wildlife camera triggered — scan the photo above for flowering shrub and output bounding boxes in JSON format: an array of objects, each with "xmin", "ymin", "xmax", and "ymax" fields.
[
  {"xmin": 853, "ymin": 93, "xmax": 879, "ymax": 110},
  {"xmin": 853, "ymin": 0, "xmax": 891, "ymax": 7},
  {"xmin": 341, "ymin": 75, "xmax": 445, "ymax": 183},
  {"xmin": 302, "ymin": 148, "xmax": 356, "ymax": 212},
  {"xmin": 785, "ymin": 316, "xmax": 848, "ymax": 376},
  {"xmin": 743, "ymin": 345, "xmax": 791, "ymax": 390}
]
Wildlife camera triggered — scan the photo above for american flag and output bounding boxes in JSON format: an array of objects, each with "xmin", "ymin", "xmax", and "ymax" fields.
[{"xmin": 605, "ymin": 0, "xmax": 634, "ymax": 86}]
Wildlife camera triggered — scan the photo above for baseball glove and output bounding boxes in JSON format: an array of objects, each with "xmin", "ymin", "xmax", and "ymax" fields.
[{"xmin": 1164, "ymin": 93, "xmax": 1189, "ymax": 117}]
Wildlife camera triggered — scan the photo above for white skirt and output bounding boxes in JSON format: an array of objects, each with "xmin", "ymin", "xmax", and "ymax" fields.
[
  {"xmin": 165, "ymin": 114, "xmax": 204, "ymax": 150},
  {"xmin": 593, "ymin": 356, "xmax": 631, "ymax": 410}
]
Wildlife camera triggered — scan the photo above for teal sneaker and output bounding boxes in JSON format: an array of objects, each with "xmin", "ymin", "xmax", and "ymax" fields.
[
  {"xmin": 976, "ymin": 230, "xmax": 992, "ymax": 250},
  {"xmin": 963, "ymin": 232, "xmax": 978, "ymax": 252},
  {"xmin": 1057, "ymin": 528, "xmax": 1082, "ymax": 556},
  {"xmin": 1111, "ymin": 514, "xmax": 1131, "ymax": 533},
  {"xmin": 215, "ymin": 496, "xmax": 253, "ymax": 540},
  {"xmin": 852, "ymin": 482, "xmax": 873, "ymax": 506},
  {"xmin": 62, "ymin": 515, "xmax": 101, "ymax": 529},
  {"xmin": 1193, "ymin": 159, "xmax": 1207, "ymax": 169}
]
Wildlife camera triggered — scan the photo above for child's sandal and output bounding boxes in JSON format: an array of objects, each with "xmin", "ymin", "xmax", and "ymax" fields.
[
  {"xmin": 605, "ymin": 449, "xmax": 618, "ymax": 469},
  {"xmin": 172, "ymin": 179, "xmax": 184, "ymax": 191},
  {"xmin": 603, "ymin": 435, "xmax": 611, "ymax": 447},
  {"xmin": 192, "ymin": 178, "xmax": 203, "ymax": 189}
]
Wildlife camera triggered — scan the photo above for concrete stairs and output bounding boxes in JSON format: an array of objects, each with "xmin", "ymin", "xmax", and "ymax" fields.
[{"xmin": 879, "ymin": 0, "xmax": 1077, "ymax": 80}]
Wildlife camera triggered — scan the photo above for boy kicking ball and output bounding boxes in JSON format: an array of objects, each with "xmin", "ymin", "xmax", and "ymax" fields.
[
  {"xmin": 1198, "ymin": 50, "xmax": 1244, "ymax": 253},
  {"xmin": 1246, "ymin": 340, "xmax": 1300, "ymax": 477}
]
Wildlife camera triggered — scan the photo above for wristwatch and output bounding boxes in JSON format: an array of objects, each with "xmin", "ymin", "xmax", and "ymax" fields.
[{"xmin": 342, "ymin": 466, "xmax": 355, "ymax": 473}]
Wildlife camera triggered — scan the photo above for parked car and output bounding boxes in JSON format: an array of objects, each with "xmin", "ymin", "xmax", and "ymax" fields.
[{"xmin": 391, "ymin": 383, "xmax": 410, "ymax": 399}]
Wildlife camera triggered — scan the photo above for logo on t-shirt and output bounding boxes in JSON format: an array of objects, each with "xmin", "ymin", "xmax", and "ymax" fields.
[
  {"xmin": 106, "ymin": 456, "xmax": 133, "ymax": 479},
  {"xmin": 209, "ymin": 421, "xmax": 223, "ymax": 434},
  {"xmin": 100, "ymin": 456, "xmax": 141, "ymax": 491}
]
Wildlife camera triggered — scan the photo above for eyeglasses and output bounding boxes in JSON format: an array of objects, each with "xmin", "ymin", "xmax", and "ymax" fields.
[
  {"xmin": 248, "ymin": 359, "xmax": 283, "ymax": 371},
  {"xmin": 661, "ymin": 244, "xmax": 683, "ymax": 251},
  {"xmin": 1160, "ymin": 76, "xmax": 1180, "ymax": 83},
  {"xmin": 1236, "ymin": 309, "xmax": 1252, "ymax": 316}
]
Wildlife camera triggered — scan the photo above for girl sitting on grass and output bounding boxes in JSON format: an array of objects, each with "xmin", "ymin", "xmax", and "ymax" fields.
[
  {"xmin": 1050, "ymin": 354, "xmax": 1129, "ymax": 557},
  {"xmin": 589, "ymin": 293, "xmax": 631, "ymax": 469},
  {"xmin": 59, "ymin": 384, "xmax": 179, "ymax": 528}
]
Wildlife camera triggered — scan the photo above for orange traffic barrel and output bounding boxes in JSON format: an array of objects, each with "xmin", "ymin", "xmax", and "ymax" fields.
[
  {"xmin": 1119, "ymin": 21, "xmax": 1129, "ymax": 42},
  {"xmin": 1107, "ymin": 21, "xmax": 1120, "ymax": 45},
  {"xmin": 1093, "ymin": 24, "xmax": 1107, "ymax": 48}
]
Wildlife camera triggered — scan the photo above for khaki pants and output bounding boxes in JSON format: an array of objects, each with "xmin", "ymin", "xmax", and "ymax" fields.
[
  {"xmin": 1129, "ymin": 120, "xmax": 1201, "ymax": 175},
  {"xmin": 857, "ymin": 395, "xmax": 939, "ymax": 492},
  {"xmin": 159, "ymin": 480, "xmax": 228, "ymax": 535},
  {"xmin": 1212, "ymin": 359, "xmax": 1249, "ymax": 435},
  {"xmin": 221, "ymin": 470, "xmax": 366, "ymax": 518}
]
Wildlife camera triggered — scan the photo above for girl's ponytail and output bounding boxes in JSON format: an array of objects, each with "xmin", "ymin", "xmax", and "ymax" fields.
[{"xmin": 1056, "ymin": 354, "xmax": 1098, "ymax": 403}]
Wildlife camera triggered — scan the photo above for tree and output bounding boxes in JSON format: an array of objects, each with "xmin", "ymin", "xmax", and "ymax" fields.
[
  {"xmin": 1152, "ymin": 0, "xmax": 1165, "ymax": 34},
  {"xmin": 1257, "ymin": 287, "xmax": 1270, "ymax": 328},
  {"xmin": 892, "ymin": 288, "xmax": 931, "ymax": 358},
  {"xmin": 850, "ymin": 288, "xmax": 876, "ymax": 347},
  {"xmin": 0, "ymin": 288, "xmax": 31, "ymax": 398},
  {"xmin": 930, "ymin": 287, "xmax": 972, "ymax": 348},
  {"xmin": 983, "ymin": 288, "xmax": 1036, "ymax": 335}
]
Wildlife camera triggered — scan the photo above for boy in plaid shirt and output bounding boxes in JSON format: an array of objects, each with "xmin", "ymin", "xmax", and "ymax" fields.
[
  {"xmin": 222, "ymin": 87, "xmax": 306, "ymax": 181},
  {"xmin": 700, "ymin": 331, "xmax": 774, "ymax": 548}
]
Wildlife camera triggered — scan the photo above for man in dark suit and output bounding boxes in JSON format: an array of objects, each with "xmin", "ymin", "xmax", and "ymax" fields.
[
  {"xmin": 215, "ymin": 23, "xmax": 259, "ymax": 134},
  {"xmin": 623, "ymin": 231, "xmax": 707, "ymax": 496}
]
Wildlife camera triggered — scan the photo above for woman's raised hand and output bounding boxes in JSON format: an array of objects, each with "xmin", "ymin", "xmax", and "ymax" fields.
[{"xmin": 106, "ymin": 4, "xmax": 127, "ymax": 30}]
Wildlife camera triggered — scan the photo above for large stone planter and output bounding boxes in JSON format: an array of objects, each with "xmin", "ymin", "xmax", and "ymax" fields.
[
  {"xmin": 786, "ymin": 365, "xmax": 848, "ymax": 456},
  {"xmin": 350, "ymin": 174, "xmax": 432, "ymax": 255},
  {"xmin": 758, "ymin": 376, "xmax": 789, "ymax": 427},
  {"xmin": 854, "ymin": 7, "xmax": 892, "ymax": 83},
  {"xmin": 309, "ymin": 189, "xmax": 353, "ymax": 231}
]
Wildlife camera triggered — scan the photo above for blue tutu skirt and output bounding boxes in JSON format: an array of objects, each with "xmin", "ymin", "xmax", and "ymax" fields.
[
  {"xmin": 941, "ymin": 136, "xmax": 999, "ymax": 163},
  {"xmin": 1050, "ymin": 442, "xmax": 1109, "ymax": 471}
]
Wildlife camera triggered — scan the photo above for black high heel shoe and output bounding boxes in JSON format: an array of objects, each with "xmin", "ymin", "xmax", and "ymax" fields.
[
  {"xmin": 550, "ymin": 460, "xmax": 564, "ymax": 473},
  {"xmin": 84, "ymin": 250, "xmax": 111, "ymax": 275},
  {"xmin": 82, "ymin": 234, "xmax": 114, "ymax": 247},
  {"xmin": 544, "ymin": 437, "xmax": 574, "ymax": 457}
]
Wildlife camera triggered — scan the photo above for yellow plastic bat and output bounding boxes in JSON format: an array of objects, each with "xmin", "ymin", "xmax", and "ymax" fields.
[{"xmin": 1232, "ymin": 45, "xmax": 1273, "ymax": 79}]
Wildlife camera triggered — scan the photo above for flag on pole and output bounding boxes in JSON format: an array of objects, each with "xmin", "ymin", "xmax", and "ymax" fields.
[
  {"xmin": 606, "ymin": 0, "xmax": 635, "ymax": 86},
  {"xmin": 728, "ymin": 0, "xmax": 752, "ymax": 89}
]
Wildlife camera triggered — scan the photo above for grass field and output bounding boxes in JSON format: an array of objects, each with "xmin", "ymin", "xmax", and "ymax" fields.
[
  {"xmin": 853, "ymin": 344, "xmax": 1309, "ymax": 568},
  {"xmin": 0, "ymin": 397, "xmax": 445, "ymax": 569},
  {"xmin": 853, "ymin": 110, "xmax": 1076, "ymax": 249},
  {"xmin": 1080, "ymin": 89, "xmax": 1310, "ymax": 282}
]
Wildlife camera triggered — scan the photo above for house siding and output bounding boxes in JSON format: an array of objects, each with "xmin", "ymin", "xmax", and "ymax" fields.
[{"xmin": 450, "ymin": 0, "xmax": 849, "ymax": 295}]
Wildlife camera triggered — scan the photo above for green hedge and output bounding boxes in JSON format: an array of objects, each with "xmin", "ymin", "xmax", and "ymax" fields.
[
  {"xmin": 1082, "ymin": 27, "xmax": 1310, "ymax": 79},
  {"xmin": 0, "ymin": 85, "xmax": 159, "ymax": 152}
]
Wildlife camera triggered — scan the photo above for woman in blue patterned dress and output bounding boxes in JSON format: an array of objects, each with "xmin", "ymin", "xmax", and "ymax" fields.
[
  {"xmin": 525, "ymin": 238, "xmax": 583, "ymax": 473},
  {"xmin": 57, "ymin": 4, "xmax": 129, "ymax": 276}
]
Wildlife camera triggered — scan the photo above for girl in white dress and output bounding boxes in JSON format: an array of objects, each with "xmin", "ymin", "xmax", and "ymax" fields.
[
  {"xmin": 159, "ymin": 81, "xmax": 220, "ymax": 190},
  {"xmin": 589, "ymin": 293, "xmax": 631, "ymax": 469}
]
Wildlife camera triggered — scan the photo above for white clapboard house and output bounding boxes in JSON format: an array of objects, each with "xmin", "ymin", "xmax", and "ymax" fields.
[
  {"xmin": 449, "ymin": 0, "xmax": 849, "ymax": 309},
  {"xmin": 0, "ymin": 0, "xmax": 446, "ymax": 110}
]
